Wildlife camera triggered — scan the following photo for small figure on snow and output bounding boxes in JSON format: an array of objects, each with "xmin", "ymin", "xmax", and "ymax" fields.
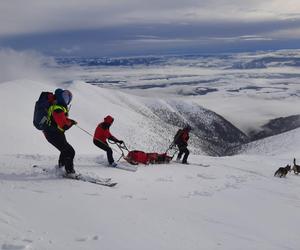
[
  {"xmin": 43, "ymin": 88, "xmax": 77, "ymax": 176},
  {"xmin": 93, "ymin": 115, "xmax": 124, "ymax": 167},
  {"xmin": 173, "ymin": 125, "xmax": 191, "ymax": 164}
]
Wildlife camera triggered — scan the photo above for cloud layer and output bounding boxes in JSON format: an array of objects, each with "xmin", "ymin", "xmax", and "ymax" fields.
[{"xmin": 1, "ymin": 0, "xmax": 300, "ymax": 55}]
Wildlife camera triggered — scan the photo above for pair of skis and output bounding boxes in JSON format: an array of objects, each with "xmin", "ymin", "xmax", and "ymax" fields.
[
  {"xmin": 63, "ymin": 172, "xmax": 117, "ymax": 187},
  {"xmin": 172, "ymin": 161, "xmax": 210, "ymax": 167},
  {"xmin": 32, "ymin": 165, "xmax": 118, "ymax": 187}
]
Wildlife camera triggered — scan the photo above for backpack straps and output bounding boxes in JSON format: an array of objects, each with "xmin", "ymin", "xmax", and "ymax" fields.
[{"xmin": 47, "ymin": 104, "xmax": 68, "ymax": 131}]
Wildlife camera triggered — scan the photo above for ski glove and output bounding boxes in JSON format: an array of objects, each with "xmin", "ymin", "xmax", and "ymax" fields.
[
  {"xmin": 69, "ymin": 119, "xmax": 77, "ymax": 126},
  {"xmin": 117, "ymin": 140, "xmax": 124, "ymax": 144}
]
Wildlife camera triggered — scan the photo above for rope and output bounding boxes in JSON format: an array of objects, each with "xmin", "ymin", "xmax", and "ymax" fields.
[
  {"xmin": 108, "ymin": 140, "xmax": 131, "ymax": 162},
  {"xmin": 75, "ymin": 124, "xmax": 177, "ymax": 162},
  {"xmin": 75, "ymin": 124, "xmax": 125, "ymax": 158},
  {"xmin": 165, "ymin": 142, "xmax": 179, "ymax": 159}
]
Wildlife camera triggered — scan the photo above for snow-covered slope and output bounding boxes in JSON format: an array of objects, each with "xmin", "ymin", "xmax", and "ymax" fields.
[
  {"xmin": 0, "ymin": 79, "xmax": 249, "ymax": 156},
  {"xmin": 146, "ymin": 100, "xmax": 248, "ymax": 155},
  {"xmin": 1, "ymin": 78, "xmax": 300, "ymax": 250},
  {"xmin": 0, "ymin": 79, "xmax": 175, "ymax": 155},
  {"xmin": 241, "ymin": 127, "xmax": 300, "ymax": 157}
]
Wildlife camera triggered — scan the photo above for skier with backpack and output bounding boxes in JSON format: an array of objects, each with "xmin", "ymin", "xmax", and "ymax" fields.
[
  {"xmin": 93, "ymin": 115, "xmax": 124, "ymax": 167},
  {"xmin": 33, "ymin": 88, "xmax": 77, "ymax": 176},
  {"xmin": 173, "ymin": 125, "xmax": 191, "ymax": 164}
]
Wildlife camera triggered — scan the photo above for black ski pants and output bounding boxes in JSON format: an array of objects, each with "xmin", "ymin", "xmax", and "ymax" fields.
[
  {"xmin": 44, "ymin": 129, "xmax": 75, "ymax": 173},
  {"xmin": 93, "ymin": 139, "xmax": 114, "ymax": 165},
  {"xmin": 177, "ymin": 144, "xmax": 189, "ymax": 163}
]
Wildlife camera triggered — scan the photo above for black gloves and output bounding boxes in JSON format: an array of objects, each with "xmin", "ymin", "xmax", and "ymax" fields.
[
  {"xmin": 69, "ymin": 119, "xmax": 77, "ymax": 126},
  {"xmin": 117, "ymin": 140, "xmax": 124, "ymax": 144}
]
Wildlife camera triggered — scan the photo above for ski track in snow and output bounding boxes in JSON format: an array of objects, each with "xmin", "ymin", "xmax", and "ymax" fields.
[
  {"xmin": 2, "ymin": 156, "xmax": 300, "ymax": 248},
  {"xmin": 0, "ymin": 154, "xmax": 296, "ymax": 201},
  {"xmin": 1, "ymin": 150, "xmax": 300, "ymax": 250}
]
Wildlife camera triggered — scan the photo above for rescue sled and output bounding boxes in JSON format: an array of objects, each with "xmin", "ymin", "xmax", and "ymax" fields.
[
  {"xmin": 125, "ymin": 150, "xmax": 173, "ymax": 165},
  {"xmin": 112, "ymin": 141, "xmax": 173, "ymax": 165}
]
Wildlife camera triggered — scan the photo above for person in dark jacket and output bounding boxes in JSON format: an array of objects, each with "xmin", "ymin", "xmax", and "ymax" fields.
[
  {"xmin": 43, "ymin": 88, "xmax": 77, "ymax": 176},
  {"xmin": 93, "ymin": 115, "xmax": 123, "ymax": 167},
  {"xmin": 174, "ymin": 125, "xmax": 191, "ymax": 164}
]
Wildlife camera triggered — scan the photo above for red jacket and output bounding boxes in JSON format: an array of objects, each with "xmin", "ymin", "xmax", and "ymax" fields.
[
  {"xmin": 93, "ymin": 122, "xmax": 117, "ymax": 144},
  {"xmin": 52, "ymin": 110, "xmax": 73, "ymax": 131},
  {"xmin": 175, "ymin": 129, "xmax": 189, "ymax": 146},
  {"xmin": 181, "ymin": 130, "xmax": 189, "ymax": 143},
  {"xmin": 48, "ymin": 105, "xmax": 73, "ymax": 132}
]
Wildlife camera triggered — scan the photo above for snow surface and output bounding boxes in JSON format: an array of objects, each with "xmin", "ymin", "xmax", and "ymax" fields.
[{"xmin": 1, "ymin": 50, "xmax": 300, "ymax": 250}]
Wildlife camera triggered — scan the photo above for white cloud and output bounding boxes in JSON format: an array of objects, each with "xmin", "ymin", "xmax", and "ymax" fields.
[
  {"xmin": 1, "ymin": 0, "xmax": 300, "ymax": 36},
  {"xmin": 59, "ymin": 45, "xmax": 81, "ymax": 54},
  {"xmin": 238, "ymin": 35, "xmax": 273, "ymax": 41},
  {"xmin": 257, "ymin": 0, "xmax": 300, "ymax": 19},
  {"xmin": 267, "ymin": 27, "xmax": 300, "ymax": 39}
]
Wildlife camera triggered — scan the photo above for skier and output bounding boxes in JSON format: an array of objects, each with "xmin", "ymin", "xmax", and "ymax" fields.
[
  {"xmin": 93, "ymin": 115, "xmax": 123, "ymax": 167},
  {"xmin": 43, "ymin": 88, "xmax": 77, "ymax": 176},
  {"xmin": 173, "ymin": 125, "xmax": 191, "ymax": 164}
]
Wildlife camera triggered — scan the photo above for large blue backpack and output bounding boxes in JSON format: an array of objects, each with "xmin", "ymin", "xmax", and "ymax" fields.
[{"xmin": 33, "ymin": 92, "xmax": 54, "ymax": 130}]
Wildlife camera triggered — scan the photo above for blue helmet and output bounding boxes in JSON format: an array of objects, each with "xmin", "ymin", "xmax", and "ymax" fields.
[
  {"xmin": 62, "ymin": 90, "xmax": 72, "ymax": 105},
  {"xmin": 55, "ymin": 88, "xmax": 63, "ymax": 97},
  {"xmin": 55, "ymin": 88, "xmax": 72, "ymax": 106}
]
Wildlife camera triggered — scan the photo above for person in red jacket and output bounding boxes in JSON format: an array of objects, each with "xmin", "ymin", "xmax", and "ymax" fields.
[
  {"xmin": 43, "ymin": 88, "xmax": 77, "ymax": 176},
  {"xmin": 173, "ymin": 125, "xmax": 191, "ymax": 164},
  {"xmin": 93, "ymin": 115, "xmax": 123, "ymax": 167}
]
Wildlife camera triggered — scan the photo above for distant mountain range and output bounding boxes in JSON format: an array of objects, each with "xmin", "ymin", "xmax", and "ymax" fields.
[
  {"xmin": 56, "ymin": 51, "xmax": 300, "ymax": 69},
  {"xmin": 52, "ymin": 50, "xmax": 300, "ymax": 156}
]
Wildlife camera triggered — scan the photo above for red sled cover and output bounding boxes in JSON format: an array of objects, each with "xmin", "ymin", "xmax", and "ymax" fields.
[
  {"xmin": 125, "ymin": 150, "xmax": 149, "ymax": 165},
  {"xmin": 125, "ymin": 151, "xmax": 172, "ymax": 165}
]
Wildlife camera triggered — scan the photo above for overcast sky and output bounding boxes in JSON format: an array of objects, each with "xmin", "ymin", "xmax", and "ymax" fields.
[{"xmin": 1, "ymin": 0, "xmax": 300, "ymax": 56}]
